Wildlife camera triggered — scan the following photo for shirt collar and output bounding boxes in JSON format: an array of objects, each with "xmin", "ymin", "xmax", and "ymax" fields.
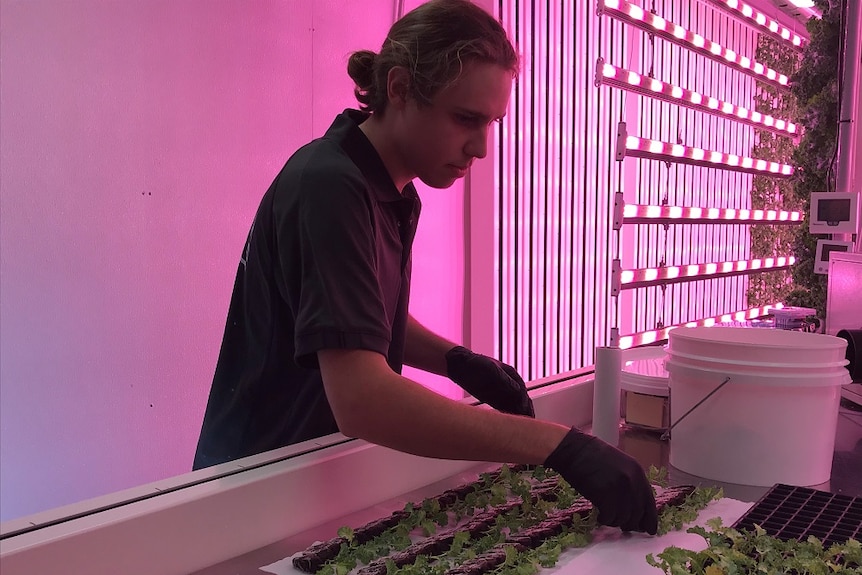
[{"xmin": 324, "ymin": 109, "xmax": 418, "ymax": 204}]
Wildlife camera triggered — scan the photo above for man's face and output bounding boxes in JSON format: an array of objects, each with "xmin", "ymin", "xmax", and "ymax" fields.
[{"xmin": 394, "ymin": 61, "xmax": 513, "ymax": 189}]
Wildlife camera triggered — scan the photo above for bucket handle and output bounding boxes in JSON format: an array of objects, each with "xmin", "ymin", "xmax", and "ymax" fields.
[{"xmin": 660, "ymin": 376, "xmax": 731, "ymax": 441}]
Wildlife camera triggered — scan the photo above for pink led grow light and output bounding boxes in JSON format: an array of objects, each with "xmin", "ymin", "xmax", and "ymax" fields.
[
  {"xmin": 617, "ymin": 128, "xmax": 794, "ymax": 178},
  {"xmin": 617, "ymin": 303, "xmax": 784, "ymax": 349},
  {"xmin": 598, "ymin": 0, "xmax": 790, "ymax": 88},
  {"xmin": 703, "ymin": 0, "xmax": 807, "ymax": 50},
  {"xmin": 616, "ymin": 256, "xmax": 795, "ymax": 290},
  {"xmin": 597, "ymin": 61, "xmax": 798, "ymax": 137},
  {"xmin": 622, "ymin": 204, "xmax": 803, "ymax": 224}
]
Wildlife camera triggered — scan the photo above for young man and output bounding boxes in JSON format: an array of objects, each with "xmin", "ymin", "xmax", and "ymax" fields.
[{"xmin": 194, "ymin": 0, "xmax": 658, "ymax": 534}]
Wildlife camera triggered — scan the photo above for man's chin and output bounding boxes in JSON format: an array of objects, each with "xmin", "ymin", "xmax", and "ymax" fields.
[{"xmin": 417, "ymin": 175, "xmax": 460, "ymax": 189}]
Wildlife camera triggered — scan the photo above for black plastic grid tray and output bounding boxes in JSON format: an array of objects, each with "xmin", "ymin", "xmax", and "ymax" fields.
[{"xmin": 732, "ymin": 484, "xmax": 862, "ymax": 546}]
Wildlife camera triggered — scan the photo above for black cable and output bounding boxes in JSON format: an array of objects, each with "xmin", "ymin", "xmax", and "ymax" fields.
[{"xmin": 826, "ymin": 0, "xmax": 847, "ymax": 193}]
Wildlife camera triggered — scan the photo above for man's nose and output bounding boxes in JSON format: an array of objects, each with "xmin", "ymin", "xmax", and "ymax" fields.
[{"xmin": 465, "ymin": 127, "xmax": 488, "ymax": 159}]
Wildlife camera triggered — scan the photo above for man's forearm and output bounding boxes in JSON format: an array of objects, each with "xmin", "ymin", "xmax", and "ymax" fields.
[
  {"xmin": 358, "ymin": 377, "xmax": 566, "ymax": 463},
  {"xmin": 403, "ymin": 315, "xmax": 458, "ymax": 376},
  {"xmin": 320, "ymin": 348, "xmax": 567, "ymax": 464}
]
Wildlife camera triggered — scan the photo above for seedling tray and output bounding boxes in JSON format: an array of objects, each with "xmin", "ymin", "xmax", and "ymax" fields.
[{"xmin": 732, "ymin": 483, "xmax": 862, "ymax": 546}]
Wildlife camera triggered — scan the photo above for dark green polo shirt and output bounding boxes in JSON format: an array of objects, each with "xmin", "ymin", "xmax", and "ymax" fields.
[{"xmin": 193, "ymin": 110, "xmax": 421, "ymax": 469}]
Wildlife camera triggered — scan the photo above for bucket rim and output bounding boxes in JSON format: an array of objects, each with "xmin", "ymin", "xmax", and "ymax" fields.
[
  {"xmin": 621, "ymin": 373, "xmax": 669, "ymax": 396},
  {"xmin": 667, "ymin": 349, "xmax": 850, "ymax": 369},
  {"xmin": 668, "ymin": 326, "xmax": 848, "ymax": 350},
  {"xmin": 622, "ymin": 383, "xmax": 669, "ymax": 397},
  {"xmin": 664, "ymin": 358, "xmax": 851, "ymax": 387}
]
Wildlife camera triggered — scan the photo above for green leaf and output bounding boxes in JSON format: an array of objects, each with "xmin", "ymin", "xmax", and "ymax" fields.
[
  {"xmin": 531, "ymin": 466, "xmax": 548, "ymax": 481},
  {"xmin": 657, "ymin": 487, "xmax": 722, "ymax": 535},
  {"xmin": 420, "ymin": 519, "xmax": 436, "ymax": 536},
  {"xmin": 336, "ymin": 526, "xmax": 354, "ymax": 542},
  {"xmin": 648, "ymin": 465, "xmax": 669, "ymax": 487},
  {"xmin": 504, "ymin": 544, "xmax": 519, "ymax": 565},
  {"xmin": 490, "ymin": 483, "xmax": 509, "ymax": 505}
]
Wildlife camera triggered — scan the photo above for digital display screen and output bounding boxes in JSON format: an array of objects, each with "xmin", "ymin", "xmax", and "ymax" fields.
[
  {"xmin": 817, "ymin": 198, "xmax": 851, "ymax": 223},
  {"xmin": 821, "ymin": 243, "xmax": 850, "ymax": 261}
]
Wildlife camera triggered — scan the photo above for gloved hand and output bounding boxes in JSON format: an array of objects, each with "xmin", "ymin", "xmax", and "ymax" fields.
[
  {"xmin": 544, "ymin": 427, "xmax": 658, "ymax": 534},
  {"xmin": 445, "ymin": 346, "xmax": 535, "ymax": 417}
]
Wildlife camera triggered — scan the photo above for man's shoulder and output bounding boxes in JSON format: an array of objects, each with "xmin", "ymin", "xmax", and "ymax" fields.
[
  {"xmin": 285, "ymin": 110, "xmax": 367, "ymax": 176},
  {"xmin": 290, "ymin": 136, "xmax": 360, "ymax": 175},
  {"xmin": 284, "ymin": 138, "xmax": 364, "ymax": 185},
  {"xmin": 274, "ymin": 137, "xmax": 370, "ymax": 206}
]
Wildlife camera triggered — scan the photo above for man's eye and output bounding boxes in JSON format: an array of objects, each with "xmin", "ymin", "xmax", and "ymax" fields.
[{"xmin": 456, "ymin": 114, "xmax": 479, "ymax": 126}]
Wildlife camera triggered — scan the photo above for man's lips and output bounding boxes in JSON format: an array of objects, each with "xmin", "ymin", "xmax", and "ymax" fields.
[{"xmin": 449, "ymin": 165, "xmax": 469, "ymax": 177}]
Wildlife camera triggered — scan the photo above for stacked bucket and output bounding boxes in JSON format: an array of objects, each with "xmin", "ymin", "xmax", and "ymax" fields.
[{"xmin": 665, "ymin": 327, "xmax": 851, "ymax": 487}]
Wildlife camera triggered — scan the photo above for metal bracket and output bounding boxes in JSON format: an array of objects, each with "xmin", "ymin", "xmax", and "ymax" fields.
[
  {"xmin": 611, "ymin": 259, "xmax": 622, "ymax": 296},
  {"xmin": 595, "ymin": 57, "xmax": 605, "ymax": 88},
  {"xmin": 615, "ymin": 122, "xmax": 628, "ymax": 162},
  {"xmin": 610, "ymin": 327, "xmax": 620, "ymax": 348},
  {"xmin": 613, "ymin": 191, "xmax": 625, "ymax": 230}
]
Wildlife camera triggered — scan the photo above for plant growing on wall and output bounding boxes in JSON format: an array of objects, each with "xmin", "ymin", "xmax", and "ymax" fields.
[
  {"xmin": 748, "ymin": 0, "xmax": 842, "ymax": 319},
  {"xmin": 746, "ymin": 35, "xmax": 801, "ymax": 309},
  {"xmin": 785, "ymin": 0, "xmax": 842, "ymax": 318}
]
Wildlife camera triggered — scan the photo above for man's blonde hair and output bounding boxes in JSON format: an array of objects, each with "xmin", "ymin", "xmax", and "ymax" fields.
[{"xmin": 347, "ymin": 0, "xmax": 519, "ymax": 114}]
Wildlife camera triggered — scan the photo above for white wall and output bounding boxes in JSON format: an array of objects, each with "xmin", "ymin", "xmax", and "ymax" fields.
[{"xmin": 0, "ymin": 0, "xmax": 466, "ymax": 521}]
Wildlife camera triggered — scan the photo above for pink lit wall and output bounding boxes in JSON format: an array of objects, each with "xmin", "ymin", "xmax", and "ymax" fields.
[
  {"xmin": 0, "ymin": 0, "xmax": 466, "ymax": 522},
  {"xmin": 494, "ymin": 0, "xmax": 808, "ymax": 377}
]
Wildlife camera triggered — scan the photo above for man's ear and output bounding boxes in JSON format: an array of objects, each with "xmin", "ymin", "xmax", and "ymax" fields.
[{"xmin": 386, "ymin": 66, "xmax": 411, "ymax": 109}]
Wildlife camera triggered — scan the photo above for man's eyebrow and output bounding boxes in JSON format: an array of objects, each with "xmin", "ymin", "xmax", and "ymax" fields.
[{"xmin": 454, "ymin": 107, "xmax": 507, "ymax": 123}]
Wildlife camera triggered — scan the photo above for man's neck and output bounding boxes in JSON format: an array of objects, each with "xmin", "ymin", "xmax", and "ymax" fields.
[{"xmin": 358, "ymin": 114, "xmax": 411, "ymax": 193}]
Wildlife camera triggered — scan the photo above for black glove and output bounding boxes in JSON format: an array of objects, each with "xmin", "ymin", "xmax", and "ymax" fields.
[
  {"xmin": 445, "ymin": 346, "xmax": 535, "ymax": 417},
  {"xmin": 544, "ymin": 427, "xmax": 658, "ymax": 534}
]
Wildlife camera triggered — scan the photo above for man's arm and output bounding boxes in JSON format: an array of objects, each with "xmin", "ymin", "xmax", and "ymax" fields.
[
  {"xmin": 402, "ymin": 314, "xmax": 457, "ymax": 377},
  {"xmin": 318, "ymin": 347, "xmax": 659, "ymax": 534},
  {"xmin": 318, "ymin": 347, "xmax": 567, "ymax": 463}
]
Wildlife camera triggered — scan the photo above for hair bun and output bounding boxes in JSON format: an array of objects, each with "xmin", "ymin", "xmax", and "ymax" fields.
[{"xmin": 347, "ymin": 50, "xmax": 377, "ymax": 92}]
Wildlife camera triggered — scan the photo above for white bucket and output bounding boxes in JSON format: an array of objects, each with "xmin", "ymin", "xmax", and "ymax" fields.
[
  {"xmin": 665, "ymin": 327, "xmax": 851, "ymax": 487},
  {"xmin": 668, "ymin": 326, "xmax": 848, "ymax": 365},
  {"xmin": 666, "ymin": 359, "xmax": 849, "ymax": 487},
  {"xmin": 621, "ymin": 347, "xmax": 670, "ymax": 431},
  {"xmin": 621, "ymin": 346, "xmax": 669, "ymax": 397}
]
